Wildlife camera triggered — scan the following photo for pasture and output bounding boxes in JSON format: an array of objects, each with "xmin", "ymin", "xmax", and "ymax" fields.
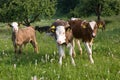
[{"xmin": 0, "ymin": 16, "xmax": 120, "ymax": 80}]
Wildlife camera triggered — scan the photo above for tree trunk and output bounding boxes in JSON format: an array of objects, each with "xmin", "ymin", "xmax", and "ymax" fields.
[
  {"xmin": 96, "ymin": 4, "xmax": 102, "ymax": 21},
  {"xmin": 23, "ymin": 14, "xmax": 40, "ymax": 26}
]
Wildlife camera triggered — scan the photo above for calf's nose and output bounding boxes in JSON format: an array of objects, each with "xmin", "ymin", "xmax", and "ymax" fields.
[{"xmin": 57, "ymin": 41, "xmax": 62, "ymax": 45}]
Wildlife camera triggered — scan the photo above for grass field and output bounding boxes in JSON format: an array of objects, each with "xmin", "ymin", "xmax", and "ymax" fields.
[{"xmin": 0, "ymin": 16, "xmax": 120, "ymax": 80}]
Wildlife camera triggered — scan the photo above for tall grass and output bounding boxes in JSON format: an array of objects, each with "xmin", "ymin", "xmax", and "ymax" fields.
[{"xmin": 0, "ymin": 16, "xmax": 120, "ymax": 80}]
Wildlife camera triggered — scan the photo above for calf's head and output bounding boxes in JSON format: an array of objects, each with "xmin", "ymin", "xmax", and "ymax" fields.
[
  {"xmin": 81, "ymin": 21, "xmax": 98, "ymax": 38},
  {"xmin": 55, "ymin": 26, "xmax": 66, "ymax": 45},
  {"xmin": 50, "ymin": 20, "xmax": 72, "ymax": 45},
  {"xmin": 8, "ymin": 22, "xmax": 19, "ymax": 32},
  {"xmin": 96, "ymin": 20, "xmax": 105, "ymax": 30},
  {"xmin": 50, "ymin": 25, "xmax": 72, "ymax": 45},
  {"xmin": 89, "ymin": 21, "xmax": 98, "ymax": 38}
]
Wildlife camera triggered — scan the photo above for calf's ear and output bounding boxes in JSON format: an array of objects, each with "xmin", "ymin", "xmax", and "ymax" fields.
[
  {"xmin": 8, "ymin": 23, "xmax": 12, "ymax": 27},
  {"xmin": 18, "ymin": 22, "xmax": 21, "ymax": 26}
]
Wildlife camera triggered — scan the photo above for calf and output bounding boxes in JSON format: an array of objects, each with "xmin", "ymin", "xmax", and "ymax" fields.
[
  {"xmin": 9, "ymin": 22, "xmax": 38, "ymax": 54},
  {"xmin": 50, "ymin": 19, "xmax": 76, "ymax": 66},
  {"xmin": 35, "ymin": 26, "xmax": 50, "ymax": 33},
  {"xmin": 96, "ymin": 20, "xmax": 106, "ymax": 30},
  {"xmin": 69, "ymin": 19, "xmax": 99, "ymax": 64}
]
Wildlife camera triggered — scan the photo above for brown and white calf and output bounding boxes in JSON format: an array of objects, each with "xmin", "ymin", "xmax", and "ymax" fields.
[
  {"xmin": 50, "ymin": 19, "xmax": 76, "ymax": 66},
  {"xmin": 9, "ymin": 22, "xmax": 38, "ymax": 54},
  {"xmin": 69, "ymin": 19, "xmax": 99, "ymax": 64},
  {"xmin": 97, "ymin": 20, "xmax": 106, "ymax": 30}
]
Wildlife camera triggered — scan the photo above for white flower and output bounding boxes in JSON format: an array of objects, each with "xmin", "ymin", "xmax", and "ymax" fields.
[
  {"xmin": 35, "ymin": 59, "xmax": 37, "ymax": 66},
  {"xmin": 32, "ymin": 75, "xmax": 37, "ymax": 80},
  {"xmin": 50, "ymin": 59, "xmax": 55, "ymax": 63},
  {"xmin": 14, "ymin": 64, "xmax": 16, "ymax": 69}
]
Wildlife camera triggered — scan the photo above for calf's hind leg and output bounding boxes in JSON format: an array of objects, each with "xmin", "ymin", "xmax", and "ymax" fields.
[
  {"xmin": 76, "ymin": 39, "xmax": 82, "ymax": 55},
  {"xmin": 30, "ymin": 40, "xmax": 38, "ymax": 53},
  {"xmin": 68, "ymin": 43, "xmax": 76, "ymax": 66},
  {"xmin": 84, "ymin": 42, "xmax": 94, "ymax": 64}
]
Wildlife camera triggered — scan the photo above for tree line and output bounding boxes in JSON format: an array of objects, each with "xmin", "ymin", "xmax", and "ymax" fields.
[{"xmin": 0, "ymin": 0, "xmax": 120, "ymax": 25}]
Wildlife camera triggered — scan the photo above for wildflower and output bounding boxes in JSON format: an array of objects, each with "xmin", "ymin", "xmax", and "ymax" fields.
[
  {"xmin": 54, "ymin": 51, "xmax": 56, "ymax": 56},
  {"xmin": 35, "ymin": 59, "xmax": 37, "ymax": 66},
  {"xmin": 41, "ymin": 56, "xmax": 45, "ymax": 63},
  {"xmin": 40, "ymin": 76, "xmax": 44, "ymax": 80},
  {"xmin": 14, "ymin": 64, "xmax": 16, "ymax": 69},
  {"xmin": 31, "ymin": 75, "xmax": 37, "ymax": 80},
  {"xmin": 50, "ymin": 59, "xmax": 55, "ymax": 63},
  {"xmin": 33, "ymin": 76, "xmax": 37, "ymax": 80},
  {"xmin": 45, "ymin": 54, "xmax": 48, "ymax": 62}
]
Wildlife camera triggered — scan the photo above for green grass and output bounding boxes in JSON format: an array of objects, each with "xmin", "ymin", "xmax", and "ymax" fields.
[{"xmin": 0, "ymin": 16, "xmax": 120, "ymax": 80}]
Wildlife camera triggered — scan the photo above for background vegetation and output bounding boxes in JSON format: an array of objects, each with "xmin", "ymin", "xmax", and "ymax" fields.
[
  {"xmin": 0, "ymin": 0, "xmax": 56, "ymax": 25},
  {"xmin": 0, "ymin": 0, "xmax": 120, "ymax": 80},
  {"xmin": 0, "ymin": 0, "xmax": 120, "ymax": 25}
]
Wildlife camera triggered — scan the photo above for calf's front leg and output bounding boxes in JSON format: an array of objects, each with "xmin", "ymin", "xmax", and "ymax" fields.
[{"xmin": 58, "ymin": 45, "xmax": 65, "ymax": 65}]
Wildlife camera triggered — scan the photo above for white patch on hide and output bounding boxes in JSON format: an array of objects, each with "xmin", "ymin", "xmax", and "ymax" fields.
[{"xmin": 89, "ymin": 21, "xmax": 96, "ymax": 30}]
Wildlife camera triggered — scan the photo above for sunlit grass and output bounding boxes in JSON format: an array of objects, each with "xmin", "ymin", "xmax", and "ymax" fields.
[{"xmin": 0, "ymin": 16, "xmax": 120, "ymax": 80}]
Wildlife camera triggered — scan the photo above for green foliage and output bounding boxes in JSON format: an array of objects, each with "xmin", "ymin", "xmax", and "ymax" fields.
[
  {"xmin": 0, "ymin": 0, "xmax": 57, "ymax": 25},
  {"xmin": 57, "ymin": 0, "xmax": 79, "ymax": 14},
  {"xmin": 102, "ymin": 0, "xmax": 120, "ymax": 16},
  {"xmin": 0, "ymin": 0, "xmax": 120, "ymax": 23},
  {"xmin": 68, "ymin": 0, "xmax": 120, "ymax": 17}
]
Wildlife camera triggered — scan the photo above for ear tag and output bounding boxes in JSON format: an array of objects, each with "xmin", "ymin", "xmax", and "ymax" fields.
[
  {"xmin": 99, "ymin": 24, "xmax": 103, "ymax": 28},
  {"xmin": 82, "ymin": 25, "xmax": 86, "ymax": 28},
  {"xmin": 51, "ymin": 26, "xmax": 55, "ymax": 29},
  {"xmin": 51, "ymin": 26, "xmax": 55, "ymax": 32},
  {"xmin": 51, "ymin": 30, "xmax": 55, "ymax": 32}
]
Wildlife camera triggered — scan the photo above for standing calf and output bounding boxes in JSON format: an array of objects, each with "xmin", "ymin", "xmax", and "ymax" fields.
[
  {"xmin": 9, "ymin": 22, "xmax": 38, "ymax": 54},
  {"xmin": 69, "ymin": 19, "xmax": 99, "ymax": 64},
  {"xmin": 50, "ymin": 19, "xmax": 76, "ymax": 66}
]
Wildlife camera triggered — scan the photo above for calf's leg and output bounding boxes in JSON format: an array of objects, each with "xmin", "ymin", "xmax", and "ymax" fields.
[
  {"xmin": 31, "ymin": 40, "xmax": 38, "ymax": 53},
  {"xmin": 13, "ymin": 42, "xmax": 18, "ymax": 53},
  {"xmin": 72, "ymin": 39, "xmax": 76, "ymax": 57},
  {"xmin": 18, "ymin": 45, "xmax": 22, "ymax": 54},
  {"xmin": 76, "ymin": 39, "xmax": 82, "ymax": 55},
  {"xmin": 58, "ymin": 45, "xmax": 65, "ymax": 65},
  {"xmin": 68, "ymin": 43, "xmax": 76, "ymax": 66},
  {"xmin": 14, "ymin": 45, "xmax": 18, "ymax": 53},
  {"xmin": 84, "ymin": 42, "xmax": 94, "ymax": 64}
]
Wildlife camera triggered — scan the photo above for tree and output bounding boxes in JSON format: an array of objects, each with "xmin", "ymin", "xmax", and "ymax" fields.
[
  {"xmin": 0, "ymin": 0, "xmax": 57, "ymax": 26},
  {"xmin": 57, "ymin": 0, "xmax": 79, "ymax": 14},
  {"xmin": 68, "ymin": 0, "xmax": 120, "ymax": 18}
]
